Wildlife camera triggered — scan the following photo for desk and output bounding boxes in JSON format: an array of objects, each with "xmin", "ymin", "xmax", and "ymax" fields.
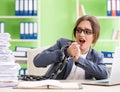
[{"xmin": 1, "ymin": 81, "xmax": 120, "ymax": 92}]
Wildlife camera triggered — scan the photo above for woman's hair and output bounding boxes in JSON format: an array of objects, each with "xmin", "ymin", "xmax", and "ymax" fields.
[{"xmin": 73, "ymin": 15, "xmax": 100, "ymax": 45}]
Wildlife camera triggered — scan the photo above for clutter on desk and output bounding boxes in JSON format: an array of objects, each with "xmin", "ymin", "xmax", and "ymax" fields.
[{"xmin": 0, "ymin": 33, "xmax": 20, "ymax": 87}]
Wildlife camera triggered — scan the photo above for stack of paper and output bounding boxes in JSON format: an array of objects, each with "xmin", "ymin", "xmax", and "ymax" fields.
[{"xmin": 0, "ymin": 33, "xmax": 20, "ymax": 87}]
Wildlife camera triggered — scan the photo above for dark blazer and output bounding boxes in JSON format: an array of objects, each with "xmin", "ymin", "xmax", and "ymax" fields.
[{"xmin": 33, "ymin": 38, "xmax": 109, "ymax": 80}]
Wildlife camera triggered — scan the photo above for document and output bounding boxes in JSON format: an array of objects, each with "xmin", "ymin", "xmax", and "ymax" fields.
[
  {"xmin": 15, "ymin": 79, "xmax": 82, "ymax": 89},
  {"xmin": 0, "ymin": 81, "xmax": 18, "ymax": 88}
]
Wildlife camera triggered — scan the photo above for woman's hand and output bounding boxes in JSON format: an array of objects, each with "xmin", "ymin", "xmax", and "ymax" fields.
[{"xmin": 67, "ymin": 42, "xmax": 81, "ymax": 62}]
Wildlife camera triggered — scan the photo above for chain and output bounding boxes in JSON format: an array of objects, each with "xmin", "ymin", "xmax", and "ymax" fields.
[{"xmin": 19, "ymin": 57, "xmax": 67, "ymax": 81}]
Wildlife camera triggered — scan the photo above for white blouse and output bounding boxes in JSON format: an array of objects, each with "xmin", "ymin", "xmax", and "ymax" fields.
[{"xmin": 67, "ymin": 53, "xmax": 87, "ymax": 80}]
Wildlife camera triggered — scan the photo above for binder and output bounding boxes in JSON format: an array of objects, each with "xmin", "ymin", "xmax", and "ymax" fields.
[
  {"xmin": 28, "ymin": 0, "xmax": 33, "ymax": 16},
  {"xmin": 111, "ymin": 0, "xmax": 117, "ymax": 16},
  {"xmin": 25, "ymin": 22, "xmax": 29, "ymax": 39},
  {"xmin": 20, "ymin": 22, "xmax": 25, "ymax": 39},
  {"xmin": 20, "ymin": 0, "xmax": 24, "ymax": 15},
  {"xmin": 33, "ymin": 22, "xmax": 37, "ymax": 39},
  {"xmin": 24, "ymin": 0, "xmax": 29, "ymax": 15},
  {"xmin": 107, "ymin": 0, "xmax": 112, "ymax": 16},
  {"xmin": 33, "ymin": 0, "xmax": 37, "ymax": 16},
  {"xmin": 101, "ymin": 51, "xmax": 114, "ymax": 58},
  {"xmin": 116, "ymin": 0, "xmax": 120, "ymax": 16},
  {"xmin": 29, "ymin": 22, "xmax": 34, "ymax": 39},
  {"xmin": 15, "ymin": 0, "xmax": 20, "ymax": 16}
]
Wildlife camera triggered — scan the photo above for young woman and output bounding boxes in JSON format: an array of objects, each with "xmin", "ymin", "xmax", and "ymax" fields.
[{"xmin": 33, "ymin": 15, "xmax": 109, "ymax": 80}]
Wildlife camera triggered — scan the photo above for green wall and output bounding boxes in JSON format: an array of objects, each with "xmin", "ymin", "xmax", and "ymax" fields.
[
  {"xmin": 40, "ymin": 0, "xmax": 76, "ymax": 46},
  {"xmin": 0, "ymin": 0, "xmax": 14, "ymax": 16}
]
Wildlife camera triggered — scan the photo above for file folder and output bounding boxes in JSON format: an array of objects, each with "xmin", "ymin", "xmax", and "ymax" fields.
[
  {"xmin": 116, "ymin": 0, "xmax": 120, "ymax": 16},
  {"xmin": 25, "ymin": 22, "xmax": 29, "ymax": 39},
  {"xmin": 33, "ymin": 0, "xmax": 37, "ymax": 16},
  {"xmin": 111, "ymin": 0, "xmax": 116, "ymax": 16},
  {"xmin": 20, "ymin": 0, "xmax": 24, "ymax": 15},
  {"xmin": 24, "ymin": 0, "xmax": 29, "ymax": 15},
  {"xmin": 107, "ymin": 0, "xmax": 112, "ymax": 16},
  {"xmin": 33, "ymin": 22, "xmax": 37, "ymax": 39},
  {"xmin": 28, "ymin": 0, "xmax": 33, "ymax": 16},
  {"xmin": 15, "ymin": 0, "xmax": 20, "ymax": 16},
  {"xmin": 20, "ymin": 22, "xmax": 25, "ymax": 39},
  {"xmin": 29, "ymin": 22, "xmax": 34, "ymax": 39}
]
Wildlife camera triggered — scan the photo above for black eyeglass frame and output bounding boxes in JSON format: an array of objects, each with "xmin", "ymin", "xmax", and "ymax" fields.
[{"xmin": 75, "ymin": 27, "xmax": 94, "ymax": 35}]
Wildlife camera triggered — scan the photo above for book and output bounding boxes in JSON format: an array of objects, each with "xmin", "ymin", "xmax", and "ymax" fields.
[
  {"xmin": 33, "ymin": 0, "xmax": 37, "ymax": 16},
  {"xmin": 19, "ymin": 0, "xmax": 24, "ymax": 15},
  {"xmin": 15, "ymin": 46, "xmax": 33, "ymax": 52},
  {"xmin": 33, "ymin": 22, "xmax": 38, "ymax": 39},
  {"xmin": 13, "ymin": 51, "xmax": 27, "ymax": 57},
  {"xmin": 101, "ymin": 51, "xmax": 114, "ymax": 58},
  {"xmin": 20, "ymin": 22, "xmax": 25, "ymax": 39},
  {"xmin": 23, "ymin": 0, "xmax": 29, "ymax": 16},
  {"xmin": 111, "ymin": 0, "xmax": 116, "ymax": 16},
  {"xmin": 14, "ymin": 79, "xmax": 82, "ymax": 89},
  {"xmin": 15, "ymin": 0, "xmax": 20, "ymax": 16},
  {"xmin": 116, "ymin": 0, "xmax": 120, "ymax": 16},
  {"xmin": 28, "ymin": 0, "xmax": 33, "ymax": 15},
  {"xmin": 107, "ymin": 0, "xmax": 112, "ymax": 16}
]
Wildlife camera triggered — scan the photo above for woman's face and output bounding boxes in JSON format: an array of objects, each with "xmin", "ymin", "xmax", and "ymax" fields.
[{"xmin": 75, "ymin": 20, "xmax": 94, "ymax": 52}]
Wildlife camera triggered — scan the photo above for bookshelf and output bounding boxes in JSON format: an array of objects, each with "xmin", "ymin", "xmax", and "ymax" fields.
[
  {"xmin": 0, "ymin": 0, "xmax": 40, "ymax": 69},
  {"xmin": 0, "ymin": 0, "xmax": 40, "ymax": 50},
  {"xmin": 76, "ymin": 0, "xmax": 120, "ymax": 52}
]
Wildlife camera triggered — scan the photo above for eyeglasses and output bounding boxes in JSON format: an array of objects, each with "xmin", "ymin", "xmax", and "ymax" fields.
[{"xmin": 76, "ymin": 28, "xmax": 93, "ymax": 35}]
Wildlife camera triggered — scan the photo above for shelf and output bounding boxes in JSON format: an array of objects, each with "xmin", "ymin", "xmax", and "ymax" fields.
[
  {"xmin": 10, "ymin": 39, "xmax": 38, "ymax": 42},
  {"xmin": 77, "ymin": 16, "xmax": 120, "ymax": 19},
  {"xmin": 0, "ymin": 16, "xmax": 38, "ymax": 19},
  {"xmin": 98, "ymin": 40, "xmax": 120, "ymax": 42},
  {"xmin": 96, "ymin": 16, "xmax": 120, "ymax": 19}
]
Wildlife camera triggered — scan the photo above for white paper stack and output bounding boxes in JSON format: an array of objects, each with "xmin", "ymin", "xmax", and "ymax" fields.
[{"xmin": 0, "ymin": 33, "xmax": 21, "ymax": 87}]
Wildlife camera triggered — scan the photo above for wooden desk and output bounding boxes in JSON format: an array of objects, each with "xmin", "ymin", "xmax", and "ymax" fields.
[{"xmin": 1, "ymin": 81, "xmax": 120, "ymax": 92}]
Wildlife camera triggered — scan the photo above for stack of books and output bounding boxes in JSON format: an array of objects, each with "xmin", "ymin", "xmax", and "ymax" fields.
[{"xmin": 0, "ymin": 33, "xmax": 20, "ymax": 87}]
